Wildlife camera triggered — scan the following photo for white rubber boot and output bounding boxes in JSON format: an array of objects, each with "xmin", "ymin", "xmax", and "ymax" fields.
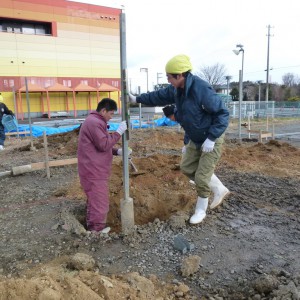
[
  {"xmin": 209, "ymin": 174, "xmax": 230, "ymax": 209},
  {"xmin": 189, "ymin": 197, "xmax": 208, "ymax": 224},
  {"xmin": 100, "ymin": 227, "xmax": 111, "ymax": 234}
]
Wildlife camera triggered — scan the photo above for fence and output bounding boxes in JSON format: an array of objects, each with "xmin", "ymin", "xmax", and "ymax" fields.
[{"xmin": 226, "ymin": 101, "xmax": 300, "ymax": 119}]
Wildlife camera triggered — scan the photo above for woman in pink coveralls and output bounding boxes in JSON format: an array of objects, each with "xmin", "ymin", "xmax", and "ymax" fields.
[{"xmin": 77, "ymin": 98, "xmax": 127, "ymax": 232}]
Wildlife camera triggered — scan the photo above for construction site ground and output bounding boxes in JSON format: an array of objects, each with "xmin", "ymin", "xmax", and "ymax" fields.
[{"xmin": 0, "ymin": 119, "xmax": 299, "ymax": 299}]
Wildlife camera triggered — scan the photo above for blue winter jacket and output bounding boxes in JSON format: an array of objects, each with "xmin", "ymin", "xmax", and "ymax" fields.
[{"xmin": 136, "ymin": 73, "xmax": 229, "ymax": 145}]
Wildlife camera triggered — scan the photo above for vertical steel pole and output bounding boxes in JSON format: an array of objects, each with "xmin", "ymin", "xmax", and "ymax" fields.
[
  {"xmin": 25, "ymin": 77, "xmax": 35, "ymax": 150},
  {"xmin": 120, "ymin": 10, "xmax": 134, "ymax": 234},
  {"xmin": 238, "ymin": 70, "xmax": 242, "ymax": 140},
  {"xmin": 265, "ymin": 25, "xmax": 271, "ymax": 103},
  {"xmin": 12, "ymin": 86, "xmax": 19, "ymax": 137},
  {"xmin": 146, "ymin": 69, "xmax": 149, "ymax": 92},
  {"xmin": 258, "ymin": 83, "xmax": 261, "ymax": 110},
  {"xmin": 138, "ymin": 86, "xmax": 142, "ymax": 128},
  {"xmin": 226, "ymin": 78, "xmax": 229, "ymax": 97}
]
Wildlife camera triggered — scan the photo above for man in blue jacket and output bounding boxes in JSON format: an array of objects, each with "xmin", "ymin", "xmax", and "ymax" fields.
[
  {"xmin": 129, "ymin": 54, "xmax": 230, "ymax": 224},
  {"xmin": 0, "ymin": 95, "xmax": 14, "ymax": 151}
]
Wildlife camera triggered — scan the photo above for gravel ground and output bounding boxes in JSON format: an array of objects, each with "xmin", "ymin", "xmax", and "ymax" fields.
[{"xmin": 0, "ymin": 121, "xmax": 299, "ymax": 299}]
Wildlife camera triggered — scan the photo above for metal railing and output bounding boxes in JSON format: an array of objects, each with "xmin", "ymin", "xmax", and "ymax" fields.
[{"xmin": 225, "ymin": 101, "xmax": 300, "ymax": 119}]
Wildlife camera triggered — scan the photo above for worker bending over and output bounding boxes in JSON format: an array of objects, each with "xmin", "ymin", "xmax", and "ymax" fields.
[{"xmin": 130, "ymin": 54, "xmax": 230, "ymax": 224}]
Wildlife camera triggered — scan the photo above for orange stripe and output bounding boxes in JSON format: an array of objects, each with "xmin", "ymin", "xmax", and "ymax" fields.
[{"xmin": 12, "ymin": 0, "xmax": 121, "ymax": 15}]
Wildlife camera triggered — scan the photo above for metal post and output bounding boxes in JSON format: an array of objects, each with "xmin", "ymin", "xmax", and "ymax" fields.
[
  {"xmin": 146, "ymin": 70, "xmax": 148, "ymax": 92},
  {"xmin": 25, "ymin": 77, "xmax": 35, "ymax": 150},
  {"xmin": 241, "ymin": 49, "xmax": 244, "ymax": 90},
  {"xmin": 233, "ymin": 44, "xmax": 244, "ymax": 131},
  {"xmin": 138, "ymin": 86, "xmax": 142, "ymax": 128},
  {"xmin": 226, "ymin": 78, "xmax": 229, "ymax": 97},
  {"xmin": 238, "ymin": 70, "xmax": 242, "ymax": 140},
  {"xmin": 120, "ymin": 10, "xmax": 134, "ymax": 234},
  {"xmin": 43, "ymin": 131, "xmax": 50, "ymax": 179},
  {"xmin": 265, "ymin": 25, "xmax": 271, "ymax": 102},
  {"xmin": 12, "ymin": 86, "xmax": 19, "ymax": 137},
  {"xmin": 257, "ymin": 80, "xmax": 262, "ymax": 110}
]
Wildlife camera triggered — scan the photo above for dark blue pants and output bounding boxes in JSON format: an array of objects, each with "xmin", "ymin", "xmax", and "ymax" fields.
[{"xmin": 0, "ymin": 123, "xmax": 5, "ymax": 146}]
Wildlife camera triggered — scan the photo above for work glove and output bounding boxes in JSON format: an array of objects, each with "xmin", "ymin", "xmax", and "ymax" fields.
[
  {"xmin": 117, "ymin": 147, "xmax": 132, "ymax": 156},
  {"xmin": 128, "ymin": 93, "xmax": 137, "ymax": 104},
  {"xmin": 116, "ymin": 120, "xmax": 127, "ymax": 135},
  {"xmin": 182, "ymin": 145, "xmax": 186, "ymax": 154},
  {"xmin": 202, "ymin": 138, "xmax": 215, "ymax": 153}
]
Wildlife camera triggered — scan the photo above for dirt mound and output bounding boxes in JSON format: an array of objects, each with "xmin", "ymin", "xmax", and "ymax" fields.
[
  {"xmin": 0, "ymin": 255, "xmax": 192, "ymax": 300},
  {"xmin": 222, "ymin": 139, "xmax": 300, "ymax": 178}
]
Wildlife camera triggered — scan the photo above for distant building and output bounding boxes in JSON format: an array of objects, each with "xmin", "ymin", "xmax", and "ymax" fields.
[
  {"xmin": 214, "ymin": 84, "xmax": 231, "ymax": 95},
  {"xmin": 0, "ymin": 0, "xmax": 122, "ymax": 118}
]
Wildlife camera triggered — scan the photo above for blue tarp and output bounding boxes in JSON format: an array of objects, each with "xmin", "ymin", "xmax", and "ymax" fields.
[
  {"xmin": 6, "ymin": 117, "xmax": 178, "ymax": 137},
  {"xmin": 6, "ymin": 125, "xmax": 81, "ymax": 137}
]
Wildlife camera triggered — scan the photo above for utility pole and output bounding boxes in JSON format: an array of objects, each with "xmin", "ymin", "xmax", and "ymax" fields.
[{"xmin": 265, "ymin": 25, "xmax": 273, "ymax": 102}]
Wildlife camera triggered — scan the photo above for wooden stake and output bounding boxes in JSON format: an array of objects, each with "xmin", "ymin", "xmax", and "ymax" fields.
[
  {"xmin": 248, "ymin": 115, "xmax": 251, "ymax": 139},
  {"xmin": 12, "ymin": 158, "xmax": 78, "ymax": 176},
  {"xmin": 43, "ymin": 131, "xmax": 50, "ymax": 179}
]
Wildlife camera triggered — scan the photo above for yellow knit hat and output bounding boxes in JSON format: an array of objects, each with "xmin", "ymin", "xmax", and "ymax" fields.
[{"xmin": 165, "ymin": 54, "xmax": 192, "ymax": 74}]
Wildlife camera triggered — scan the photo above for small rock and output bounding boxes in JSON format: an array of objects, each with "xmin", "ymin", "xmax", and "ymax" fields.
[
  {"xmin": 67, "ymin": 253, "xmax": 95, "ymax": 271},
  {"xmin": 181, "ymin": 255, "xmax": 201, "ymax": 277},
  {"xmin": 253, "ymin": 274, "xmax": 279, "ymax": 294}
]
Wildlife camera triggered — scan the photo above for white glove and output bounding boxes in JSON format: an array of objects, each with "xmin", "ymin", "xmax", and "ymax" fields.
[
  {"xmin": 128, "ymin": 93, "xmax": 137, "ymax": 104},
  {"xmin": 182, "ymin": 145, "xmax": 186, "ymax": 154},
  {"xmin": 117, "ymin": 147, "xmax": 132, "ymax": 156},
  {"xmin": 116, "ymin": 121, "xmax": 127, "ymax": 135},
  {"xmin": 202, "ymin": 138, "xmax": 215, "ymax": 153}
]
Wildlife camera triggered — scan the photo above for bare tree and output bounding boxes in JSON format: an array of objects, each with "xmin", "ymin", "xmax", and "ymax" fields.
[
  {"xmin": 282, "ymin": 73, "xmax": 295, "ymax": 87},
  {"xmin": 195, "ymin": 63, "xmax": 227, "ymax": 86}
]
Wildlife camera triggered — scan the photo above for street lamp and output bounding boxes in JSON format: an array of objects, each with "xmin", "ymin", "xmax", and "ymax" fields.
[
  {"xmin": 233, "ymin": 44, "xmax": 244, "ymax": 140},
  {"xmin": 140, "ymin": 68, "xmax": 148, "ymax": 92}
]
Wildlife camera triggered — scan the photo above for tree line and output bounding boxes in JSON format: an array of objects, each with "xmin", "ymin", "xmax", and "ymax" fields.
[{"xmin": 196, "ymin": 63, "xmax": 300, "ymax": 102}]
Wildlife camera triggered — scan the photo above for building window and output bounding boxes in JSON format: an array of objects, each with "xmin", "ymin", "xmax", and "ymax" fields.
[
  {"xmin": 112, "ymin": 80, "xmax": 119, "ymax": 88},
  {"xmin": 63, "ymin": 80, "xmax": 72, "ymax": 87},
  {"xmin": 9, "ymin": 80, "xmax": 15, "ymax": 88},
  {"xmin": 0, "ymin": 17, "xmax": 52, "ymax": 35}
]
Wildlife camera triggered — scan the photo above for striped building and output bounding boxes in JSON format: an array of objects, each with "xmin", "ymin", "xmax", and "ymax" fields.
[{"xmin": 0, "ymin": 0, "xmax": 122, "ymax": 119}]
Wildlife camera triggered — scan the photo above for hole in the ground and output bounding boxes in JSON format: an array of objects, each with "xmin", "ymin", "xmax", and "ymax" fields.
[{"xmin": 71, "ymin": 203, "xmax": 87, "ymax": 230}]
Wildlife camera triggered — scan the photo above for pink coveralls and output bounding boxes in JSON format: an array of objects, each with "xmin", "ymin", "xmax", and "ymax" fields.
[{"xmin": 77, "ymin": 111, "xmax": 121, "ymax": 231}]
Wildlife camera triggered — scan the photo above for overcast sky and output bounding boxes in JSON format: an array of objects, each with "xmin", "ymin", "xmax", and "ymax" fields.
[{"xmin": 71, "ymin": 0, "xmax": 300, "ymax": 92}]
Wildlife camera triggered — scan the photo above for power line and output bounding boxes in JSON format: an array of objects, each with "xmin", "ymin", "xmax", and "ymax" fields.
[{"xmin": 228, "ymin": 65, "xmax": 300, "ymax": 80}]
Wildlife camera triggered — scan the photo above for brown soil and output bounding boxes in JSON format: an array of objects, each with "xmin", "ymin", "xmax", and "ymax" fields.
[{"xmin": 0, "ymin": 125, "xmax": 299, "ymax": 299}]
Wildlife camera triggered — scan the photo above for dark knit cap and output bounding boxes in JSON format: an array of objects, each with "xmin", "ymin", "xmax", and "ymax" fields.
[{"xmin": 162, "ymin": 104, "xmax": 175, "ymax": 117}]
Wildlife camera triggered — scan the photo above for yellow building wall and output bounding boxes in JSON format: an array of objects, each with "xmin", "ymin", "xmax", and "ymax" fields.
[{"xmin": 0, "ymin": 0, "xmax": 122, "ymax": 117}]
